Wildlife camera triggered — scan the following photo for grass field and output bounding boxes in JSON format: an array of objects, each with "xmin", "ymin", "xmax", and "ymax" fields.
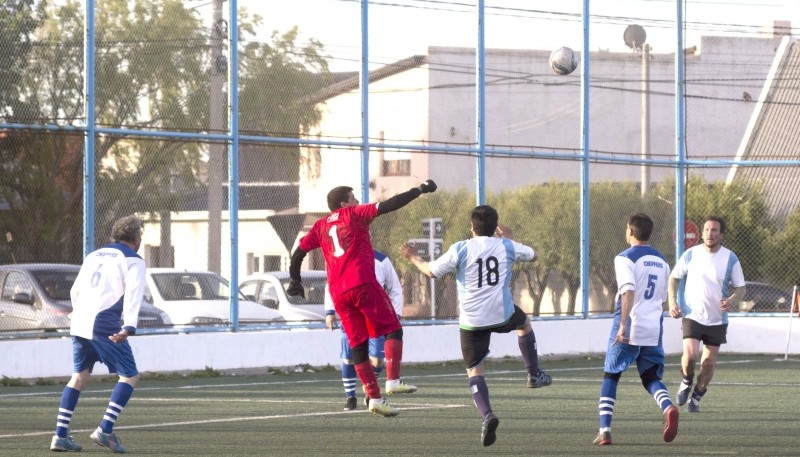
[{"xmin": 1, "ymin": 353, "xmax": 799, "ymax": 456}]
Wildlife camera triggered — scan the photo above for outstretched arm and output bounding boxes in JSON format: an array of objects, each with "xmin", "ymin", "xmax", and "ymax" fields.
[
  {"xmin": 377, "ymin": 180, "xmax": 437, "ymax": 216},
  {"xmin": 496, "ymin": 225, "xmax": 538, "ymax": 263},
  {"xmin": 287, "ymin": 247, "xmax": 308, "ymax": 297},
  {"xmin": 399, "ymin": 243, "xmax": 437, "ymax": 278}
]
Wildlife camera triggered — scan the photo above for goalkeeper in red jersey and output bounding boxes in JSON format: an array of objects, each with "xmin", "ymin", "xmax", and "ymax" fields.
[{"xmin": 288, "ymin": 180, "xmax": 436, "ymax": 417}]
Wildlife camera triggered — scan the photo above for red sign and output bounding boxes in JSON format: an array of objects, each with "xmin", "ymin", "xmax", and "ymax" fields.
[{"xmin": 684, "ymin": 221, "xmax": 699, "ymax": 248}]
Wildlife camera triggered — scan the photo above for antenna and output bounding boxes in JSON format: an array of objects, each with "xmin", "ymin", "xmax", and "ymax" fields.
[{"xmin": 623, "ymin": 24, "xmax": 647, "ymax": 52}]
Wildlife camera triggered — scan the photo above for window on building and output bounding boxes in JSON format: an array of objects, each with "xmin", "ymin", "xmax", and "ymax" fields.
[
  {"xmin": 263, "ymin": 255, "xmax": 281, "ymax": 272},
  {"xmin": 378, "ymin": 131, "xmax": 410, "ymax": 176}
]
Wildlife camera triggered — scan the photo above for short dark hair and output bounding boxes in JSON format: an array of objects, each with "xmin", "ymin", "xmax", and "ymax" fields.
[
  {"xmin": 471, "ymin": 205, "xmax": 498, "ymax": 237},
  {"xmin": 627, "ymin": 212, "xmax": 653, "ymax": 242},
  {"xmin": 111, "ymin": 215, "xmax": 143, "ymax": 243},
  {"xmin": 706, "ymin": 215, "xmax": 726, "ymax": 234},
  {"xmin": 327, "ymin": 186, "xmax": 353, "ymax": 212}
]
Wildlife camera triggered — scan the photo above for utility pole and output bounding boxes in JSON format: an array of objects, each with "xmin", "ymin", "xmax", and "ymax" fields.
[
  {"xmin": 623, "ymin": 25, "xmax": 650, "ymax": 198},
  {"xmin": 207, "ymin": 0, "xmax": 226, "ymax": 273},
  {"xmin": 641, "ymin": 43, "xmax": 651, "ymax": 197},
  {"xmin": 158, "ymin": 172, "xmax": 177, "ymax": 267}
]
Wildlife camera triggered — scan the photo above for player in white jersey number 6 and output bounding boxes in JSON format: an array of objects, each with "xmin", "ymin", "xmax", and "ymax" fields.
[{"xmin": 49, "ymin": 215, "xmax": 147, "ymax": 453}]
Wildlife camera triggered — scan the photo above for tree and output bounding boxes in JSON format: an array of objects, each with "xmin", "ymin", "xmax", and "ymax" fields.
[
  {"xmin": 768, "ymin": 207, "xmax": 800, "ymax": 289},
  {"xmin": 0, "ymin": 0, "xmax": 43, "ymax": 118},
  {"xmin": 368, "ymin": 178, "xmax": 783, "ymax": 319},
  {"xmin": 684, "ymin": 176, "xmax": 773, "ymax": 281},
  {"xmin": 492, "ymin": 185, "xmax": 555, "ymax": 316},
  {"xmin": 2, "ymin": 0, "xmax": 332, "ymax": 261},
  {"xmin": 587, "ymin": 182, "xmax": 641, "ymax": 307},
  {"xmin": 0, "ymin": 1, "xmax": 72, "ymax": 263},
  {"xmin": 526, "ymin": 183, "xmax": 581, "ymax": 314}
]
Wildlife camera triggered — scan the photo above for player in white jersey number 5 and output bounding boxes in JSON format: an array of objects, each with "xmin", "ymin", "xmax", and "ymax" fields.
[{"xmin": 593, "ymin": 212, "xmax": 679, "ymax": 446}]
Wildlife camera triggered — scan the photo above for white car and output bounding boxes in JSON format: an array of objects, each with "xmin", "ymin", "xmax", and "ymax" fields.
[
  {"xmin": 239, "ymin": 271, "xmax": 327, "ymax": 322},
  {"xmin": 144, "ymin": 268, "xmax": 284, "ymax": 326}
]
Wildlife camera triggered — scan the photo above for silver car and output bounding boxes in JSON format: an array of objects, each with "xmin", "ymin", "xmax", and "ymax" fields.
[
  {"xmin": 0, "ymin": 263, "xmax": 170, "ymax": 332},
  {"xmin": 239, "ymin": 270, "xmax": 327, "ymax": 321},
  {"xmin": 144, "ymin": 268, "xmax": 286, "ymax": 326}
]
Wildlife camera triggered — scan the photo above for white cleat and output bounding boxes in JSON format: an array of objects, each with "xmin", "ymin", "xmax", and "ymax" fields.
[{"xmin": 385, "ymin": 379, "xmax": 417, "ymax": 395}]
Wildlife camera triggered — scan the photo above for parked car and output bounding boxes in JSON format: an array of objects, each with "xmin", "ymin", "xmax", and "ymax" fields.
[
  {"xmin": 144, "ymin": 268, "xmax": 285, "ymax": 326},
  {"xmin": 0, "ymin": 263, "xmax": 170, "ymax": 332},
  {"xmin": 738, "ymin": 282, "xmax": 794, "ymax": 313},
  {"xmin": 239, "ymin": 270, "xmax": 327, "ymax": 321}
]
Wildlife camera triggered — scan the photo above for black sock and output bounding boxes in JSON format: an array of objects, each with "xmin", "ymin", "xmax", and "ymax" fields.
[{"xmin": 692, "ymin": 387, "xmax": 706, "ymax": 401}]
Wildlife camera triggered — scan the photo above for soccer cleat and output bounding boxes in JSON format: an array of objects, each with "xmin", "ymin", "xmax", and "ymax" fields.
[
  {"xmin": 663, "ymin": 405, "xmax": 679, "ymax": 442},
  {"xmin": 368, "ymin": 397, "xmax": 399, "ymax": 417},
  {"xmin": 687, "ymin": 388, "xmax": 705, "ymax": 413},
  {"xmin": 676, "ymin": 385, "xmax": 692, "ymax": 406},
  {"xmin": 343, "ymin": 396, "xmax": 357, "ymax": 411},
  {"xmin": 481, "ymin": 413, "xmax": 499, "ymax": 447},
  {"xmin": 385, "ymin": 379, "xmax": 417, "ymax": 395},
  {"xmin": 90, "ymin": 427, "xmax": 127, "ymax": 453},
  {"xmin": 593, "ymin": 430, "xmax": 612, "ymax": 446},
  {"xmin": 50, "ymin": 435, "xmax": 82, "ymax": 452},
  {"xmin": 527, "ymin": 369, "xmax": 552, "ymax": 388}
]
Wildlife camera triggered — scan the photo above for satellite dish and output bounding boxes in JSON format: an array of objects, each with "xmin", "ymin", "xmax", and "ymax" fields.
[{"xmin": 623, "ymin": 24, "xmax": 647, "ymax": 50}]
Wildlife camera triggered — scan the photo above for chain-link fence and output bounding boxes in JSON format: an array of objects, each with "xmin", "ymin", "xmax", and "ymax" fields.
[{"xmin": 1, "ymin": 1, "xmax": 798, "ymax": 335}]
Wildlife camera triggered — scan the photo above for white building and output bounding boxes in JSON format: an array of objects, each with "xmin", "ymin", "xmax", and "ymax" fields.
[
  {"xmin": 142, "ymin": 27, "xmax": 793, "ymax": 300},
  {"xmin": 301, "ymin": 32, "xmax": 788, "ymax": 213}
]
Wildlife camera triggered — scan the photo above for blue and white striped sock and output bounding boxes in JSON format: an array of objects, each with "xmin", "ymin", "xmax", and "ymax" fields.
[
  {"xmin": 100, "ymin": 382, "xmax": 134, "ymax": 433},
  {"xmin": 342, "ymin": 363, "xmax": 357, "ymax": 398},
  {"xmin": 598, "ymin": 377, "xmax": 618, "ymax": 429},
  {"xmin": 55, "ymin": 386, "xmax": 81, "ymax": 438},
  {"xmin": 648, "ymin": 383, "xmax": 674, "ymax": 412}
]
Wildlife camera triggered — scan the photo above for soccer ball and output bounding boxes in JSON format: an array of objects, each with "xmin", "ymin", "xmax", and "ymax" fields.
[{"xmin": 549, "ymin": 47, "xmax": 578, "ymax": 75}]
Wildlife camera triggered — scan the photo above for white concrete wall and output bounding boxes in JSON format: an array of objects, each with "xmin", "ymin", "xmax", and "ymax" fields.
[
  {"xmin": 141, "ymin": 210, "xmax": 289, "ymax": 278},
  {"xmin": 2, "ymin": 315, "xmax": 798, "ymax": 379},
  {"xmin": 299, "ymin": 64, "xmax": 431, "ymax": 214}
]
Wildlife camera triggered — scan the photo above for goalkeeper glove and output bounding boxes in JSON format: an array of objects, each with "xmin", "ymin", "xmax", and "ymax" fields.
[
  {"xmin": 418, "ymin": 179, "xmax": 437, "ymax": 194},
  {"xmin": 287, "ymin": 279, "xmax": 305, "ymax": 298}
]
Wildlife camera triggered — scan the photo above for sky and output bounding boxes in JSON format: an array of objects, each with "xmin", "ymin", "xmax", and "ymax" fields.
[{"xmin": 192, "ymin": 0, "xmax": 800, "ymax": 71}]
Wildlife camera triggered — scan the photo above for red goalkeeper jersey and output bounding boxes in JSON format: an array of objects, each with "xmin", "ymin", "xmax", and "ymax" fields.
[{"xmin": 299, "ymin": 203, "xmax": 379, "ymax": 298}]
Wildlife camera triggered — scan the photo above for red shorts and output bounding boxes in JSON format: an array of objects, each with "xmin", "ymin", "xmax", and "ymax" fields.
[{"xmin": 333, "ymin": 282, "xmax": 401, "ymax": 348}]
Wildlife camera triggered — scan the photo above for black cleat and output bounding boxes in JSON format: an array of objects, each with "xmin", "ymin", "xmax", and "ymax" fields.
[
  {"xmin": 527, "ymin": 369, "xmax": 552, "ymax": 388},
  {"xmin": 481, "ymin": 413, "xmax": 499, "ymax": 447}
]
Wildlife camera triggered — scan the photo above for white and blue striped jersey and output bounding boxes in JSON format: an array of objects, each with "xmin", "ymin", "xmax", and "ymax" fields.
[
  {"xmin": 325, "ymin": 251, "xmax": 403, "ymax": 316},
  {"xmin": 614, "ymin": 245, "xmax": 670, "ymax": 346},
  {"xmin": 69, "ymin": 242, "xmax": 146, "ymax": 339},
  {"xmin": 373, "ymin": 251, "xmax": 403, "ymax": 316},
  {"xmin": 428, "ymin": 236, "xmax": 534, "ymax": 330},
  {"xmin": 671, "ymin": 244, "xmax": 745, "ymax": 326}
]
